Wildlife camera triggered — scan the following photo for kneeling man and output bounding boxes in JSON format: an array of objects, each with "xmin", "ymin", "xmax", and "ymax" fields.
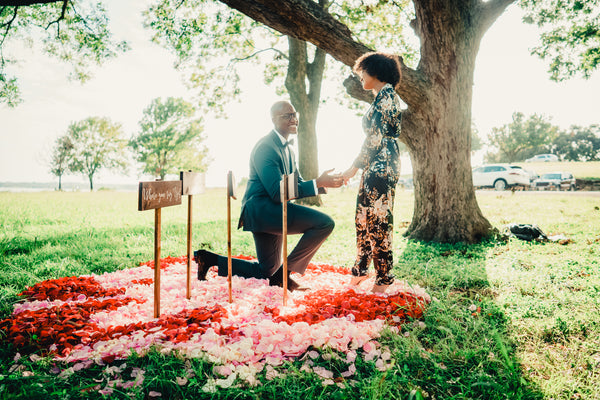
[{"xmin": 194, "ymin": 100, "xmax": 343, "ymax": 291}]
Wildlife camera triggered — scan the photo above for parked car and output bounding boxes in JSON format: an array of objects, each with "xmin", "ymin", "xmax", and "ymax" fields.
[
  {"xmin": 472, "ymin": 164, "xmax": 531, "ymax": 190},
  {"xmin": 525, "ymin": 154, "xmax": 559, "ymax": 162},
  {"xmin": 532, "ymin": 171, "xmax": 576, "ymax": 191},
  {"xmin": 510, "ymin": 165, "xmax": 538, "ymax": 184}
]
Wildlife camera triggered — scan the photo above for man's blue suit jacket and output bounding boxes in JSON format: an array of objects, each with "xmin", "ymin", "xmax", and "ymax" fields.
[{"xmin": 238, "ymin": 130, "xmax": 319, "ymax": 232}]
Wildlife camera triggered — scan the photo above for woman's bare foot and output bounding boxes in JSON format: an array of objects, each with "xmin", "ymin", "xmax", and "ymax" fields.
[
  {"xmin": 350, "ymin": 275, "xmax": 368, "ymax": 286},
  {"xmin": 371, "ymin": 284, "xmax": 389, "ymax": 294}
]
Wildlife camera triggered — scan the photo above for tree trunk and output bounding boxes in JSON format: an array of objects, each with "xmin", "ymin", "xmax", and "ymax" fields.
[
  {"xmin": 88, "ymin": 174, "xmax": 94, "ymax": 191},
  {"xmin": 399, "ymin": 1, "xmax": 494, "ymax": 243},
  {"xmin": 219, "ymin": 0, "xmax": 514, "ymax": 242},
  {"xmin": 58, "ymin": 174, "xmax": 62, "ymax": 191},
  {"xmin": 286, "ymin": 37, "xmax": 327, "ymax": 206}
]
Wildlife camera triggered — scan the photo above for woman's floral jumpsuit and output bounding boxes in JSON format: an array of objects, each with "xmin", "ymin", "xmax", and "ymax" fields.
[{"xmin": 351, "ymin": 83, "xmax": 402, "ymax": 286}]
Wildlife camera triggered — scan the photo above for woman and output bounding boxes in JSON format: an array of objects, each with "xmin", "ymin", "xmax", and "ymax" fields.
[{"xmin": 342, "ymin": 52, "xmax": 402, "ymax": 294}]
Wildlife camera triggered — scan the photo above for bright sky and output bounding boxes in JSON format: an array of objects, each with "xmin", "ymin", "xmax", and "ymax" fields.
[{"xmin": 0, "ymin": 2, "xmax": 598, "ymax": 188}]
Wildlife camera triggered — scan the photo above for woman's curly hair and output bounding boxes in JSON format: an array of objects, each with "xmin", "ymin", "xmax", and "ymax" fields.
[{"xmin": 353, "ymin": 52, "xmax": 402, "ymax": 88}]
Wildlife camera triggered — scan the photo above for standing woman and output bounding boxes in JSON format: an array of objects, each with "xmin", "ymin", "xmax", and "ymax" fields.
[{"xmin": 342, "ymin": 52, "xmax": 403, "ymax": 294}]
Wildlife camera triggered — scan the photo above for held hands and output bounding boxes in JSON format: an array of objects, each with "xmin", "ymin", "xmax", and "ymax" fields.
[{"xmin": 316, "ymin": 168, "xmax": 344, "ymax": 188}]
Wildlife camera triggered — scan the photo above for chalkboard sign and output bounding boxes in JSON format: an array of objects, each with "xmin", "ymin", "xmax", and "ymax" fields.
[
  {"xmin": 138, "ymin": 180, "xmax": 182, "ymax": 211},
  {"xmin": 180, "ymin": 171, "xmax": 205, "ymax": 195}
]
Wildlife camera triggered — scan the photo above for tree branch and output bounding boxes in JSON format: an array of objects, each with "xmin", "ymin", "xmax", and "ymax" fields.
[
  {"xmin": 2, "ymin": 0, "xmax": 61, "ymax": 5},
  {"xmin": 343, "ymin": 74, "xmax": 374, "ymax": 103},
  {"xmin": 218, "ymin": 0, "xmax": 428, "ymax": 108},
  {"xmin": 476, "ymin": 0, "xmax": 517, "ymax": 34},
  {"xmin": 1, "ymin": 7, "xmax": 19, "ymax": 48},
  {"xmin": 228, "ymin": 47, "xmax": 288, "ymax": 64},
  {"xmin": 219, "ymin": 0, "xmax": 370, "ymax": 67},
  {"xmin": 45, "ymin": 0, "xmax": 68, "ymax": 32}
]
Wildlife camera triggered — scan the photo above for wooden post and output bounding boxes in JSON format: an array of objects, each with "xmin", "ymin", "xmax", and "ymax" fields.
[
  {"xmin": 180, "ymin": 171, "xmax": 205, "ymax": 300},
  {"xmin": 227, "ymin": 171, "xmax": 237, "ymax": 304},
  {"xmin": 154, "ymin": 208, "xmax": 161, "ymax": 318},
  {"xmin": 281, "ymin": 176, "xmax": 289, "ymax": 306},
  {"xmin": 138, "ymin": 180, "xmax": 182, "ymax": 318},
  {"xmin": 280, "ymin": 173, "xmax": 298, "ymax": 307},
  {"xmin": 186, "ymin": 194, "xmax": 192, "ymax": 299}
]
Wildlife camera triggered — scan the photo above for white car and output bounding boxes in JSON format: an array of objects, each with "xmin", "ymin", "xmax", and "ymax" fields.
[
  {"xmin": 472, "ymin": 164, "xmax": 531, "ymax": 190},
  {"xmin": 525, "ymin": 154, "xmax": 559, "ymax": 162}
]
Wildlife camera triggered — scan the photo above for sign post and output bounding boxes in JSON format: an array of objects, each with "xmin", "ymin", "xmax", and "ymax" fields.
[
  {"xmin": 138, "ymin": 180, "xmax": 182, "ymax": 318},
  {"xmin": 226, "ymin": 171, "xmax": 237, "ymax": 303},
  {"xmin": 279, "ymin": 173, "xmax": 298, "ymax": 306},
  {"xmin": 180, "ymin": 171, "xmax": 205, "ymax": 300}
]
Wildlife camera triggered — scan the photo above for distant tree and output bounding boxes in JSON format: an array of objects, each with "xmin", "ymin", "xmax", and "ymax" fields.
[
  {"xmin": 485, "ymin": 112, "xmax": 559, "ymax": 163},
  {"xmin": 0, "ymin": 1, "xmax": 128, "ymax": 107},
  {"xmin": 471, "ymin": 124, "xmax": 483, "ymax": 154},
  {"xmin": 522, "ymin": 0, "xmax": 600, "ymax": 81},
  {"xmin": 552, "ymin": 125, "xmax": 600, "ymax": 161},
  {"xmin": 129, "ymin": 97, "xmax": 209, "ymax": 180},
  {"xmin": 67, "ymin": 117, "xmax": 128, "ymax": 190},
  {"xmin": 48, "ymin": 134, "xmax": 74, "ymax": 190}
]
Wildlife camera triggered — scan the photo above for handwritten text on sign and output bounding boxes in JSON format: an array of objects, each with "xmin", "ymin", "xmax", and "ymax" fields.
[{"xmin": 138, "ymin": 181, "xmax": 182, "ymax": 211}]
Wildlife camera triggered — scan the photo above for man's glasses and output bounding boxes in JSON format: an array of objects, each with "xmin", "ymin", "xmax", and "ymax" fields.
[{"xmin": 277, "ymin": 112, "xmax": 299, "ymax": 121}]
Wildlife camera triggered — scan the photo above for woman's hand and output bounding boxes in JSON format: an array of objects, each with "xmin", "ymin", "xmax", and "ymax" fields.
[{"xmin": 342, "ymin": 167, "xmax": 358, "ymax": 184}]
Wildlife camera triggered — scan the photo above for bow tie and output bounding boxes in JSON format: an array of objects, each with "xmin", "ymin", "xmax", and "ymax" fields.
[{"xmin": 284, "ymin": 139, "xmax": 295, "ymax": 147}]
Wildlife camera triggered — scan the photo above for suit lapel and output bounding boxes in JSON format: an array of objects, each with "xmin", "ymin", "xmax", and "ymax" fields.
[{"xmin": 269, "ymin": 130, "xmax": 291, "ymax": 175}]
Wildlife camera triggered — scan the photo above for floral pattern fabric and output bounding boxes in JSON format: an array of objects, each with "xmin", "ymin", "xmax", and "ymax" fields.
[{"xmin": 351, "ymin": 84, "xmax": 402, "ymax": 286}]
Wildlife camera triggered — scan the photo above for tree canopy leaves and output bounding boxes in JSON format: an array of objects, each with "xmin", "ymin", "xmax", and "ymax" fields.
[
  {"xmin": 129, "ymin": 97, "xmax": 209, "ymax": 180},
  {"xmin": 522, "ymin": 0, "xmax": 600, "ymax": 80},
  {"xmin": 0, "ymin": 0, "xmax": 129, "ymax": 107}
]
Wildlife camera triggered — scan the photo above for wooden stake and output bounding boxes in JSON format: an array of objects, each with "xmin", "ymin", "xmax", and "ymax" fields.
[
  {"xmin": 180, "ymin": 170, "xmax": 205, "ymax": 300},
  {"xmin": 226, "ymin": 171, "xmax": 236, "ymax": 304},
  {"xmin": 154, "ymin": 208, "xmax": 161, "ymax": 318},
  {"xmin": 186, "ymin": 194, "xmax": 192, "ymax": 299},
  {"xmin": 227, "ymin": 189, "xmax": 233, "ymax": 303},
  {"xmin": 281, "ymin": 175, "xmax": 289, "ymax": 306}
]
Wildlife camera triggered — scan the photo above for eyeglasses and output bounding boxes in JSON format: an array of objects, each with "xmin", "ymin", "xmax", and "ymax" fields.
[{"xmin": 276, "ymin": 112, "xmax": 299, "ymax": 121}]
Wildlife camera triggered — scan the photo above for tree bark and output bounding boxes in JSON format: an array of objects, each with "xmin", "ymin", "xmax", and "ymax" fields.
[
  {"xmin": 285, "ymin": 37, "xmax": 327, "ymax": 206},
  {"xmin": 218, "ymin": 0, "xmax": 516, "ymax": 243}
]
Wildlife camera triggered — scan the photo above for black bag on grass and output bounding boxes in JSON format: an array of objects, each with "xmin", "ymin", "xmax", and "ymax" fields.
[{"xmin": 507, "ymin": 223, "xmax": 548, "ymax": 241}]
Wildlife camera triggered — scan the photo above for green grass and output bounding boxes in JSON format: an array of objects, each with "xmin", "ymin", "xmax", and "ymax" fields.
[{"xmin": 1, "ymin": 189, "xmax": 599, "ymax": 399}]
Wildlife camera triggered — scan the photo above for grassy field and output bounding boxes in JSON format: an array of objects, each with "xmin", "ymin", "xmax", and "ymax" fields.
[{"xmin": 1, "ymin": 188, "xmax": 599, "ymax": 399}]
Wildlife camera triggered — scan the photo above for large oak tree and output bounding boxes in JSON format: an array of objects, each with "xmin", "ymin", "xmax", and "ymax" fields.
[{"xmin": 214, "ymin": 0, "xmax": 523, "ymax": 242}]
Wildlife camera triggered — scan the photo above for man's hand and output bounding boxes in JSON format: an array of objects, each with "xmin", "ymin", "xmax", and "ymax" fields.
[{"xmin": 316, "ymin": 168, "xmax": 344, "ymax": 188}]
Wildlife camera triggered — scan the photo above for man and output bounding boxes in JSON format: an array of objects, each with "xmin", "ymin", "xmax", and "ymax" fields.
[{"xmin": 194, "ymin": 101, "xmax": 343, "ymax": 291}]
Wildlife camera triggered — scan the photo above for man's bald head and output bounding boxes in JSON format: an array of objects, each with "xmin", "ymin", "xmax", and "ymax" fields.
[
  {"xmin": 270, "ymin": 101, "xmax": 298, "ymax": 138},
  {"xmin": 270, "ymin": 101, "xmax": 292, "ymax": 119}
]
